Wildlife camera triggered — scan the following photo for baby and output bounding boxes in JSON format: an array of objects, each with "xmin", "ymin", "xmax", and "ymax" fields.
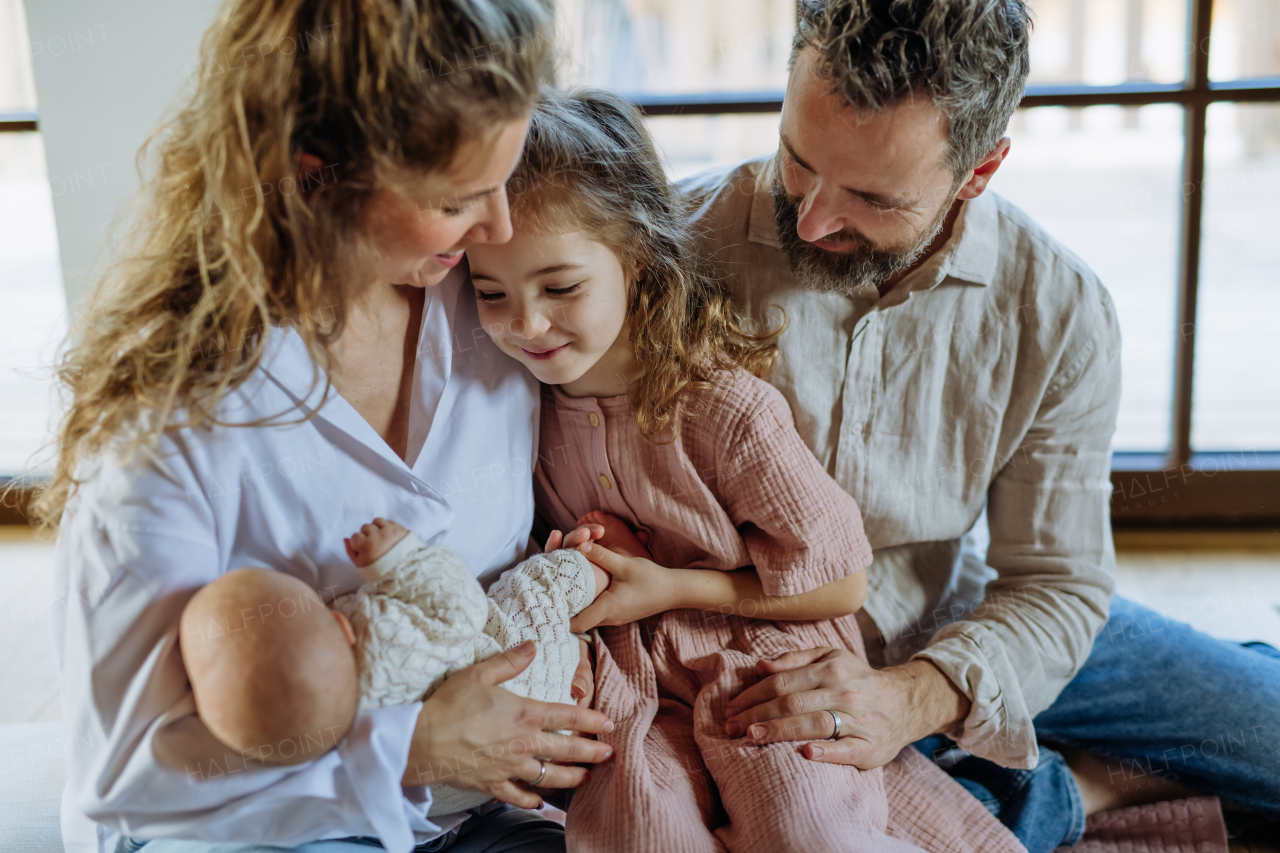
[{"xmin": 179, "ymin": 517, "xmax": 610, "ymax": 815}]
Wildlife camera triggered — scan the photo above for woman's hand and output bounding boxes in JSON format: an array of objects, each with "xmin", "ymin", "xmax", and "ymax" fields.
[
  {"xmin": 568, "ymin": 543, "xmax": 679, "ymax": 632},
  {"xmin": 404, "ymin": 640, "xmax": 614, "ymax": 808},
  {"xmin": 721, "ymin": 649, "xmax": 970, "ymax": 771}
]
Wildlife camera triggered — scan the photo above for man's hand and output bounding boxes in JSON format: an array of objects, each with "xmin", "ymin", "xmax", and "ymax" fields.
[
  {"xmin": 722, "ymin": 648, "xmax": 971, "ymax": 770},
  {"xmin": 568, "ymin": 543, "xmax": 678, "ymax": 632}
]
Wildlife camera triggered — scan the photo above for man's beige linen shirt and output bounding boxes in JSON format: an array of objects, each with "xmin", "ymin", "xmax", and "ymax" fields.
[{"xmin": 681, "ymin": 157, "xmax": 1122, "ymax": 770}]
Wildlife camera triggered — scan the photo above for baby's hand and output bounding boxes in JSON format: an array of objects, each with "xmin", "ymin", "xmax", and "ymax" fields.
[
  {"xmin": 543, "ymin": 523, "xmax": 605, "ymax": 554},
  {"xmin": 345, "ymin": 518, "xmax": 409, "ymax": 568},
  {"xmin": 545, "ymin": 523, "xmax": 612, "ymax": 601}
]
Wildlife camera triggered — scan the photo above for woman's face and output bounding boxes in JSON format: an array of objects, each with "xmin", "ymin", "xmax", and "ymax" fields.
[
  {"xmin": 468, "ymin": 228, "xmax": 636, "ymax": 397},
  {"xmin": 361, "ymin": 115, "xmax": 532, "ymax": 289}
]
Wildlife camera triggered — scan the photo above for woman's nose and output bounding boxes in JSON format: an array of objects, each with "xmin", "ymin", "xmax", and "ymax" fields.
[{"xmin": 469, "ymin": 186, "xmax": 514, "ymax": 245}]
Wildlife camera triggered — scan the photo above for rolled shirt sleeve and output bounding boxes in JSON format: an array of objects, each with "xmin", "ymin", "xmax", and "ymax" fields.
[
  {"xmin": 913, "ymin": 285, "xmax": 1121, "ymax": 770},
  {"xmin": 681, "ymin": 159, "xmax": 1128, "ymax": 773}
]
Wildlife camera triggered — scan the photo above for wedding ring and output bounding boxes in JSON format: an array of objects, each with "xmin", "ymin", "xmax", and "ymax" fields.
[
  {"xmin": 530, "ymin": 759, "xmax": 548, "ymax": 786},
  {"xmin": 826, "ymin": 709, "xmax": 842, "ymax": 740}
]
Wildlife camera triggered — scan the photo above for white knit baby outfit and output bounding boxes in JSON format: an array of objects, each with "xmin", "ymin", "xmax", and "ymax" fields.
[{"xmin": 332, "ymin": 534, "xmax": 596, "ymax": 816}]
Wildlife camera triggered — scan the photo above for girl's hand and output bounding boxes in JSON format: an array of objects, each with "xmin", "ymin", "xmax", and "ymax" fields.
[
  {"xmin": 569, "ymin": 543, "xmax": 679, "ymax": 632},
  {"xmin": 404, "ymin": 641, "xmax": 614, "ymax": 809}
]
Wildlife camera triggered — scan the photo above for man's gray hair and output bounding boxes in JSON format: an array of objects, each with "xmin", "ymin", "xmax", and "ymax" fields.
[{"xmin": 792, "ymin": 0, "xmax": 1032, "ymax": 175}]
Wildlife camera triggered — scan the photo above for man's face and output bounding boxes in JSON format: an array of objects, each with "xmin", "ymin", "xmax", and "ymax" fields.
[{"xmin": 774, "ymin": 48, "xmax": 961, "ymax": 296}]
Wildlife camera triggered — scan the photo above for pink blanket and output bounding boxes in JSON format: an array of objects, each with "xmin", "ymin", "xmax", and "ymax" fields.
[{"xmin": 1058, "ymin": 797, "xmax": 1229, "ymax": 853}]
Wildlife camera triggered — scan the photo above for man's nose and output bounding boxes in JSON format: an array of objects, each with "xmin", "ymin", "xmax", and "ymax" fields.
[{"xmin": 794, "ymin": 187, "xmax": 845, "ymax": 244}]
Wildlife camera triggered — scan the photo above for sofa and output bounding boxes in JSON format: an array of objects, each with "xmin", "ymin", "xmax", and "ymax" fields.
[{"xmin": 0, "ymin": 722, "xmax": 70, "ymax": 852}]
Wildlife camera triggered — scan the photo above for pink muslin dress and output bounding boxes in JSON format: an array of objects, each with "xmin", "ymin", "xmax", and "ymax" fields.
[{"xmin": 535, "ymin": 370, "xmax": 1025, "ymax": 853}]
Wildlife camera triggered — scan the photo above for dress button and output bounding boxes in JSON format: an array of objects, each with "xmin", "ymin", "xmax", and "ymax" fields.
[
  {"xmin": 598, "ymin": 473, "xmax": 612, "ymax": 490},
  {"xmin": 589, "ymin": 412, "xmax": 600, "ymax": 428}
]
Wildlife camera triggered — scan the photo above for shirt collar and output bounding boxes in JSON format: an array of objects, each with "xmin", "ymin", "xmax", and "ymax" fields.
[
  {"xmin": 746, "ymin": 156, "xmax": 1000, "ymax": 291},
  {"xmin": 747, "ymin": 157, "xmax": 783, "ymax": 248},
  {"xmin": 940, "ymin": 189, "xmax": 998, "ymax": 288},
  {"xmin": 257, "ymin": 265, "xmax": 463, "ymax": 476}
]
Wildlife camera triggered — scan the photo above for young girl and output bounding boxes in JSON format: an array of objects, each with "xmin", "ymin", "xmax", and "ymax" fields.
[{"xmin": 467, "ymin": 90, "xmax": 1020, "ymax": 853}]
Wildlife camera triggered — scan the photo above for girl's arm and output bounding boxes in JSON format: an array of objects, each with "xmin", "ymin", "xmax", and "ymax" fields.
[
  {"xmin": 569, "ymin": 543, "xmax": 866, "ymax": 632},
  {"xmin": 673, "ymin": 564, "xmax": 867, "ymax": 621},
  {"xmin": 571, "ymin": 380, "xmax": 877, "ymax": 633}
]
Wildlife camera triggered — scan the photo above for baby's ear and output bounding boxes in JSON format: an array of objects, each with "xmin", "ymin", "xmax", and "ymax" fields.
[{"xmin": 332, "ymin": 609, "xmax": 357, "ymax": 646}]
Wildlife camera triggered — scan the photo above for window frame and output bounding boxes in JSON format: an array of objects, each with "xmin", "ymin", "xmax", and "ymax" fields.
[
  {"xmin": 623, "ymin": 0, "xmax": 1280, "ymax": 526},
  {"xmin": 2, "ymin": 0, "xmax": 1276, "ymax": 525}
]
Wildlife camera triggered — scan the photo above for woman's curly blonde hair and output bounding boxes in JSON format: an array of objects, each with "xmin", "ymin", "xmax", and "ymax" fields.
[
  {"xmin": 507, "ymin": 89, "xmax": 782, "ymax": 441},
  {"xmin": 30, "ymin": 0, "xmax": 552, "ymax": 530}
]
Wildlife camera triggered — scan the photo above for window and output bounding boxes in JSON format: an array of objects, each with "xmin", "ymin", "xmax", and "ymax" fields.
[
  {"xmin": 4, "ymin": 1, "xmax": 1276, "ymax": 521},
  {"xmin": 1194, "ymin": 101, "xmax": 1280, "ymax": 451},
  {"xmin": 0, "ymin": 0, "xmax": 65, "ymax": 478},
  {"xmin": 557, "ymin": 0, "xmax": 1280, "ymax": 522}
]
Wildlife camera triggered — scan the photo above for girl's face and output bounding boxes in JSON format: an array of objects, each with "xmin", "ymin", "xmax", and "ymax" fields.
[
  {"xmin": 468, "ymin": 227, "xmax": 636, "ymax": 397},
  {"xmin": 360, "ymin": 115, "xmax": 531, "ymax": 290}
]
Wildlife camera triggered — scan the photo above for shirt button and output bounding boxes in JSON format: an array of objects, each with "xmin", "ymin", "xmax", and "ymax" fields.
[
  {"xmin": 598, "ymin": 473, "xmax": 612, "ymax": 490},
  {"xmin": 589, "ymin": 412, "xmax": 600, "ymax": 428}
]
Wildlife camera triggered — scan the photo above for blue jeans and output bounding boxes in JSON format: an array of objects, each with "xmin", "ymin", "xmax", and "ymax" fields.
[
  {"xmin": 117, "ymin": 805, "xmax": 564, "ymax": 853},
  {"xmin": 915, "ymin": 596, "xmax": 1280, "ymax": 853}
]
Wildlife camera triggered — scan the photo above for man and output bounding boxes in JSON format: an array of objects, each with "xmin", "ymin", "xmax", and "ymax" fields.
[{"xmin": 682, "ymin": 2, "xmax": 1280, "ymax": 851}]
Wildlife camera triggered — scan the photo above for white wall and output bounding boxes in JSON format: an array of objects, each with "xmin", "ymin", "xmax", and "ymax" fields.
[{"xmin": 24, "ymin": 0, "xmax": 221, "ymax": 313}]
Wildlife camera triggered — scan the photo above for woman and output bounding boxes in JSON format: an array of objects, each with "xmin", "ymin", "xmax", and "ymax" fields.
[{"xmin": 38, "ymin": 1, "xmax": 611, "ymax": 851}]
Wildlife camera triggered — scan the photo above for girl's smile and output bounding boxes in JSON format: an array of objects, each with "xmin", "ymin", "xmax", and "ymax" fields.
[{"xmin": 468, "ymin": 228, "xmax": 639, "ymax": 397}]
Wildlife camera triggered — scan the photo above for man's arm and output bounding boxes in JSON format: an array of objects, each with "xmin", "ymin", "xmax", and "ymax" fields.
[
  {"xmin": 724, "ymin": 280, "xmax": 1121, "ymax": 770},
  {"xmin": 912, "ymin": 289, "xmax": 1121, "ymax": 768}
]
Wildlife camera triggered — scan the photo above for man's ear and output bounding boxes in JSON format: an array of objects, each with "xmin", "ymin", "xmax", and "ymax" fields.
[{"xmin": 956, "ymin": 137, "xmax": 1011, "ymax": 201}]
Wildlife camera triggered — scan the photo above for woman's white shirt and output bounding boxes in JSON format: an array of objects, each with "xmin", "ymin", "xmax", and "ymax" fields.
[{"xmin": 53, "ymin": 267, "xmax": 539, "ymax": 853}]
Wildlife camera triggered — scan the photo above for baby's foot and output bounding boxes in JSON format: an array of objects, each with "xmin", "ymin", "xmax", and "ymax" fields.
[
  {"xmin": 577, "ymin": 510, "xmax": 652, "ymax": 560},
  {"xmin": 344, "ymin": 518, "xmax": 409, "ymax": 568}
]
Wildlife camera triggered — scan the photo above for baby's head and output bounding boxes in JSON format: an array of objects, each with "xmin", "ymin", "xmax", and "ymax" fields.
[
  {"xmin": 468, "ymin": 88, "xmax": 777, "ymax": 438},
  {"xmin": 179, "ymin": 569, "xmax": 358, "ymax": 765}
]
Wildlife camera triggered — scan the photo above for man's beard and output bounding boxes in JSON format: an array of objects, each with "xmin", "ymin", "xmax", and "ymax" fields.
[{"xmin": 771, "ymin": 169, "xmax": 951, "ymax": 298}]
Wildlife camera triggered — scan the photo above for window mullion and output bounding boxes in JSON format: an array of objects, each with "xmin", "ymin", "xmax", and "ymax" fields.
[{"xmin": 1170, "ymin": 0, "xmax": 1215, "ymax": 467}]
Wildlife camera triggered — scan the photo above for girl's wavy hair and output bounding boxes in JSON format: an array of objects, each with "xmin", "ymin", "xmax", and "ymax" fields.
[
  {"xmin": 507, "ymin": 89, "xmax": 781, "ymax": 441},
  {"xmin": 30, "ymin": 0, "xmax": 552, "ymax": 531}
]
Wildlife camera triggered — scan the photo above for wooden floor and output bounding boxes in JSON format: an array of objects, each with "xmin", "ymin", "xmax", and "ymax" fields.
[{"xmin": 1, "ymin": 525, "xmax": 1277, "ymax": 849}]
